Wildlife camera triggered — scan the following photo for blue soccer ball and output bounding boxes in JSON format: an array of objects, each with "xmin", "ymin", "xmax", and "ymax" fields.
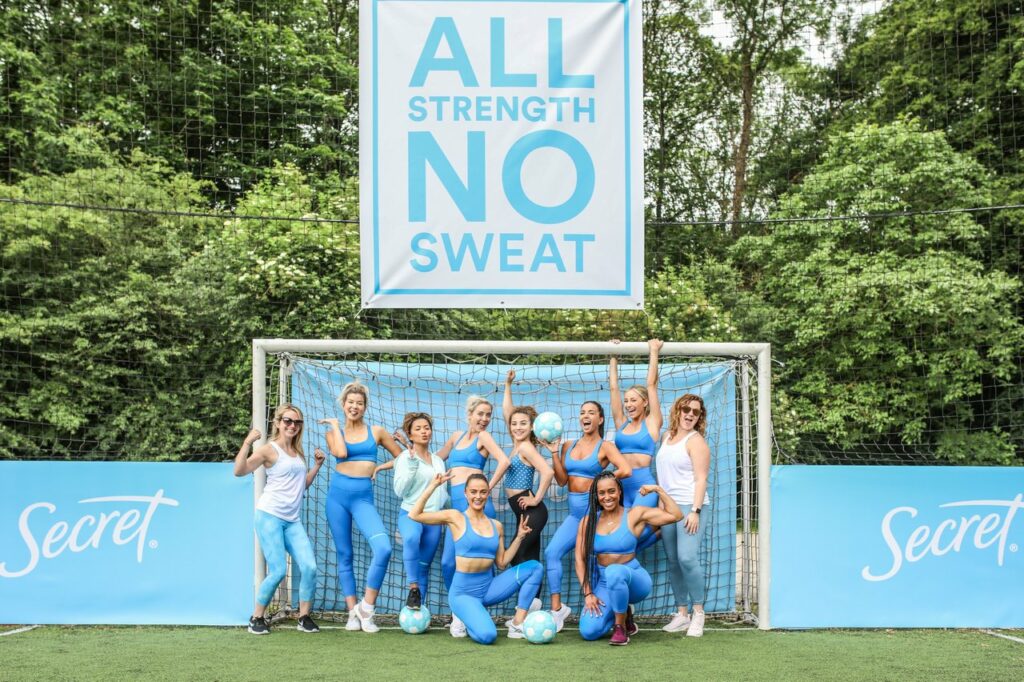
[
  {"xmin": 399, "ymin": 605, "xmax": 431, "ymax": 634},
  {"xmin": 523, "ymin": 610, "xmax": 557, "ymax": 644},
  {"xmin": 533, "ymin": 411, "xmax": 563, "ymax": 442}
]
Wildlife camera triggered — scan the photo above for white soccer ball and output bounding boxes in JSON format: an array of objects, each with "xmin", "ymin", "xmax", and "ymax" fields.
[
  {"xmin": 399, "ymin": 605, "xmax": 431, "ymax": 634},
  {"xmin": 533, "ymin": 411, "xmax": 564, "ymax": 442},
  {"xmin": 523, "ymin": 610, "xmax": 557, "ymax": 644}
]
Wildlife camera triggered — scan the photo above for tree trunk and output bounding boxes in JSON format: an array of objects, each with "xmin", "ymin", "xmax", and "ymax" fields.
[{"xmin": 731, "ymin": 56, "xmax": 755, "ymax": 230}]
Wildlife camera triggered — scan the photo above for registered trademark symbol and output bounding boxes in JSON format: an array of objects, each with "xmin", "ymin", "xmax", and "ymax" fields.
[
  {"xmin": 1010, "ymin": 543, "xmax": 1018, "ymax": 553},
  {"xmin": 149, "ymin": 540, "xmax": 158, "ymax": 549}
]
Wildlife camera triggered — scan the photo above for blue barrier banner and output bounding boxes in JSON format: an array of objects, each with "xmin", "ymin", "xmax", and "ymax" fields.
[
  {"xmin": 771, "ymin": 465, "xmax": 1024, "ymax": 628},
  {"xmin": 0, "ymin": 462, "xmax": 253, "ymax": 625},
  {"xmin": 292, "ymin": 361, "xmax": 737, "ymax": 616}
]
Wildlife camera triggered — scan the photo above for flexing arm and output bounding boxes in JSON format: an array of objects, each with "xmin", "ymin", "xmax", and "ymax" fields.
[
  {"xmin": 234, "ymin": 429, "xmax": 269, "ymax": 476},
  {"xmin": 496, "ymin": 518, "xmax": 531, "ymax": 570},
  {"xmin": 305, "ymin": 448, "xmax": 326, "ymax": 487},
  {"xmin": 435, "ymin": 432, "xmax": 459, "ymax": 462},
  {"xmin": 319, "ymin": 418, "xmax": 347, "ymax": 459},
  {"xmin": 409, "ymin": 473, "xmax": 458, "ymax": 526},
  {"xmin": 634, "ymin": 485, "xmax": 684, "ymax": 528},
  {"xmin": 645, "ymin": 339, "xmax": 664, "ymax": 437},
  {"xmin": 479, "ymin": 431, "xmax": 511, "ymax": 491},
  {"xmin": 503, "ymin": 369, "xmax": 516, "ymax": 429},
  {"xmin": 609, "ymin": 340, "xmax": 626, "ymax": 428},
  {"xmin": 518, "ymin": 442, "xmax": 554, "ymax": 508},
  {"xmin": 601, "ymin": 441, "xmax": 633, "ymax": 480}
]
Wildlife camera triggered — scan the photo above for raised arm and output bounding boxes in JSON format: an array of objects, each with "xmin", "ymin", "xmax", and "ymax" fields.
[
  {"xmin": 609, "ymin": 340, "xmax": 625, "ymax": 429},
  {"xmin": 409, "ymin": 472, "xmax": 459, "ymax": 526},
  {"xmin": 478, "ymin": 431, "xmax": 510, "ymax": 491},
  {"xmin": 374, "ymin": 425, "xmax": 404, "ymax": 458},
  {"xmin": 546, "ymin": 438, "xmax": 568, "ymax": 486},
  {"xmin": 503, "ymin": 369, "xmax": 516, "ymax": 429},
  {"xmin": 305, "ymin": 448, "xmax": 326, "ymax": 487},
  {"xmin": 517, "ymin": 442, "xmax": 554, "ymax": 509},
  {"xmin": 435, "ymin": 432, "xmax": 459, "ymax": 462},
  {"xmin": 233, "ymin": 428, "xmax": 270, "ymax": 476},
  {"xmin": 496, "ymin": 518, "xmax": 530, "ymax": 570},
  {"xmin": 645, "ymin": 339, "xmax": 664, "ymax": 437},
  {"xmin": 634, "ymin": 485, "xmax": 684, "ymax": 528},
  {"xmin": 319, "ymin": 418, "xmax": 347, "ymax": 459},
  {"xmin": 601, "ymin": 441, "xmax": 633, "ymax": 480},
  {"xmin": 686, "ymin": 434, "xmax": 711, "ymax": 534}
]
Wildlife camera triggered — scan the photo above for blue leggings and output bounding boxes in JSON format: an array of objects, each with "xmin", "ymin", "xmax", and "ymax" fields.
[
  {"xmin": 662, "ymin": 503, "xmax": 709, "ymax": 608},
  {"xmin": 255, "ymin": 510, "xmax": 318, "ymax": 606},
  {"xmin": 544, "ymin": 491, "xmax": 590, "ymax": 597},
  {"xmin": 449, "ymin": 560, "xmax": 544, "ymax": 645},
  {"xmin": 397, "ymin": 509, "xmax": 442, "ymax": 595},
  {"xmin": 326, "ymin": 474, "xmax": 392, "ymax": 598},
  {"xmin": 622, "ymin": 466, "xmax": 659, "ymax": 552},
  {"xmin": 442, "ymin": 482, "xmax": 497, "ymax": 590},
  {"xmin": 579, "ymin": 559, "xmax": 653, "ymax": 640}
]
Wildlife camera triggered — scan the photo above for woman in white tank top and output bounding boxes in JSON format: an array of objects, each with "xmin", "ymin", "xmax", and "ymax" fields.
[
  {"xmin": 234, "ymin": 403, "xmax": 325, "ymax": 635},
  {"xmin": 654, "ymin": 393, "xmax": 711, "ymax": 637}
]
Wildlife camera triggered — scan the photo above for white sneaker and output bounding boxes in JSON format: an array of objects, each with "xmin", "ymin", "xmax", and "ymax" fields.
[
  {"xmin": 507, "ymin": 621, "xmax": 525, "ymax": 639},
  {"xmin": 355, "ymin": 600, "xmax": 379, "ymax": 634},
  {"xmin": 551, "ymin": 604, "xmax": 571, "ymax": 633},
  {"xmin": 450, "ymin": 614, "xmax": 467, "ymax": 638},
  {"xmin": 662, "ymin": 611, "xmax": 691, "ymax": 633},
  {"xmin": 345, "ymin": 610, "xmax": 361, "ymax": 631},
  {"xmin": 506, "ymin": 598, "xmax": 544, "ymax": 627},
  {"xmin": 686, "ymin": 611, "xmax": 705, "ymax": 637}
]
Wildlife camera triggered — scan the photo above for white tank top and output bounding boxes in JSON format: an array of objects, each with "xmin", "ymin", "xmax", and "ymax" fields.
[
  {"xmin": 256, "ymin": 442, "xmax": 306, "ymax": 522},
  {"xmin": 655, "ymin": 432, "xmax": 710, "ymax": 506}
]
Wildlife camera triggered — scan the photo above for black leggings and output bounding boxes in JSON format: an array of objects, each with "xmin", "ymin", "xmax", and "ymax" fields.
[{"xmin": 507, "ymin": 491, "xmax": 548, "ymax": 567}]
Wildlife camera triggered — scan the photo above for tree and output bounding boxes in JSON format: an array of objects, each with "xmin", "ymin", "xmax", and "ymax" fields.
[{"xmin": 732, "ymin": 120, "xmax": 1023, "ymax": 463}]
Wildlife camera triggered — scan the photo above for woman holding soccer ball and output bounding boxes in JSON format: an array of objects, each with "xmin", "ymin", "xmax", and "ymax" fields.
[
  {"xmin": 575, "ymin": 471, "xmax": 683, "ymax": 645},
  {"xmin": 543, "ymin": 400, "xmax": 632, "ymax": 631},
  {"xmin": 234, "ymin": 404, "xmax": 324, "ymax": 635},
  {"xmin": 656, "ymin": 393, "xmax": 712, "ymax": 637},
  {"xmin": 320, "ymin": 381, "xmax": 404, "ymax": 634},
  {"xmin": 410, "ymin": 472, "xmax": 543, "ymax": 644}
]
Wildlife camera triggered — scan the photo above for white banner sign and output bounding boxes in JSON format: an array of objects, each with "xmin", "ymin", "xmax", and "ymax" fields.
[{"xmin": 359, "ymin": 0, "xmax": 643, "ymax": 309}]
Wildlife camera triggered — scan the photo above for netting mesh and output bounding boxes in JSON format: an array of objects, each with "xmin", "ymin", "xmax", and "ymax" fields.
[{"xmin": 263, "ymin": 348, "xmax": 758, "ymax": 621}]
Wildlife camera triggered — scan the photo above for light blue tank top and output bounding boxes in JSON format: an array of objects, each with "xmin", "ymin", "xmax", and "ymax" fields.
[
  {"xmin": 593, "ymin": 513, "xmax": 637, "ymax": 555},
  {"xmin": 504, "ymin": 450, "xmax": 535, "ymax": 490},
  {"xmin": 614, "ymin": 426, "xmax": 657, "ymax": 457},
  {"xmin": 453, "ymin": 512, "xmax": 499, "ymax": 559},
  {"xmin": 449, "ymin": 435, "xmax": 486, "ymax": 470},
  {"xmin": 564, "ymin": 439, "xmax": 604, "ymax": 480},
  {"xmin": 342, "ymin": 427, "xmax": 378, "ymax": 463}
]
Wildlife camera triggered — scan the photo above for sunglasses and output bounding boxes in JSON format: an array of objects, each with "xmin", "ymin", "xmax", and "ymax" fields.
[
  {"xmin": 679, "ymin": 406, "xmax": 702, "ymax": 417},
  {"xmin": 279, "ymin": 418, "xmax": 304, "ymax": 426}
]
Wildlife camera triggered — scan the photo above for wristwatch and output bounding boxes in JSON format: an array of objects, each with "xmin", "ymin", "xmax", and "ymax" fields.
[{"xmin": 692, "ymin": 507, "xmax": 702, "ymax": 514}]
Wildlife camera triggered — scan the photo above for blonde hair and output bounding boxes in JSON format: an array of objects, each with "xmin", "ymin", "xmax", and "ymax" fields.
[
  {"xmin": 465, "ymin": 395, "xmax": 492, "ymax": 415},
  {"xmin": 667, "ymin": 394, "xmax": 706, "ymax": 437},
  {"xmin": 624, "ymin": 385, "xmax": 650, "ymax": 417},
  {"xmin": 338, "ymin": 380, "xmax": 370, "ymax": 410},
  {"xmin": 269, "ymin": 403, "xmax": 305, "ymax": 456}
]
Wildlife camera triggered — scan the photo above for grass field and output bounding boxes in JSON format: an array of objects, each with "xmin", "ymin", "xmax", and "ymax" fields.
[{"xmin": 1, "ymin": 623, "xmax": 1022, "ymax": 681}]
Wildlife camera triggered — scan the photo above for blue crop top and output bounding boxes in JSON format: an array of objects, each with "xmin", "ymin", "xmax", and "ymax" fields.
[
  {"xmin": 593, "ymin": 514, "xmax": 638, "ymax": 555},
  {"xmin": 342, "ymin": 428, "xmax": 379, "ymax": 463},
  {"xmin": 449, "ymin": 435, "xmax": 486, "ymax": 470},
  {"xmin": 564, "ymin": 439, "xmax": 604, "ymax": 480},
  {"xmin": 614, "ymin": 426, "xmax": 657, "ymax": 457},
  {"xmin": 504, "ymin": 450, "xmax": 535, "ymax": 490},
  {"xmin": 453, "ymin": 512, "xmax": 499, "ymax": 559}
]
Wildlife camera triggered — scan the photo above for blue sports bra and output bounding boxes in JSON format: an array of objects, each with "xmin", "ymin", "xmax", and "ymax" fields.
[
  {"xmin": 449, "ymin": 435, "xmax": 486, "ymax": 470},
  {"xmin": 504, "ymin": 451, "xmax": 535, "ymax": 490},
  {"xmin": 342, "ymin": 428, "xmax": 379, "ymax": 463},
  {"xmin": 614, "ymin": 426, "xmax": 657, "ymax": 457},
  {"xmin": 453, "ymin": 512, "xmax": 499, "ymax": 559},
  {"xmin": 593, "ymin": 513, "xmax": 638, "ymax": 555},
  {"xmin": 564, "ymin": 439, "xmax": 604, "ymax": 480}
]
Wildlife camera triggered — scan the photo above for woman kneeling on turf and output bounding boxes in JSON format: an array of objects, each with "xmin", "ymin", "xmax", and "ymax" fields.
[
  {"xmin": 234, "ymin": 404, "xmax": 325, "ymax": 635},
  {"xmin": 410, "ymin": 472, "xmax": 543, "ymax": 644},
  {"xmin": 575, "ymin": 471, "xmax": 682, "ymax": 645}
]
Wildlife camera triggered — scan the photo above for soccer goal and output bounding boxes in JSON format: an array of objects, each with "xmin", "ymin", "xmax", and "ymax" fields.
[{"xmin": 251, "ymin": 339, "xmax": 773, "ymax": 628}]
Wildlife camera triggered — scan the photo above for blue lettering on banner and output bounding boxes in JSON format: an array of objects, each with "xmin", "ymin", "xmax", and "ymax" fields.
[
  {"xmin": 407, "ymin": 231, "xmax": 595, "ymax": 273},
  {"xmin": 770, "ymin": 465, "xmax": 1024, "ymax": 628},
  {"xmin": 0, "ymin": 462, "xmax": 253, "ymax": 625}
]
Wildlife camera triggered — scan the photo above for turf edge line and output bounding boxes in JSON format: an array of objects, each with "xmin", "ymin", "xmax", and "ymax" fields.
[
  {"xmin": 0, "ymin": 625, "xmax": 40, "ymax": 637},
  {"xmin": 981, "ymin": 629, "xmax": 1024, "ymax": 645}
]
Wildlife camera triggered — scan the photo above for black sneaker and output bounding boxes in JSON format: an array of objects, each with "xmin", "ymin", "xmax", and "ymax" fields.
[
  {"xmin": 406, "ymin": 586, "xmax": 422, "ymax": 609},
  {"xmin": 625, "ymin": 606, "xmax": 639, "ymax": 636},
  {"xmin": 296, "ymin": 615, "xmax": 320, "ymax": 633},
  {"xmin": 247, "ymin": 616, "xmax": 270, "ymax": 635}
]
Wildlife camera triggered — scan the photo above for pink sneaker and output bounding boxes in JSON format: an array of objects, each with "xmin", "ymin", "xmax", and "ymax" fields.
[
  {"xmin": 625, "ymin": 606, "xmax": 639, "ymax": 636},
  {"xmin": 610, "ymin": 623, "xmax": 630, "ymax": 646}
]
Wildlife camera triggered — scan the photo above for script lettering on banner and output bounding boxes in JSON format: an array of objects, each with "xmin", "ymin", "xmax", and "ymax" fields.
[{"xmin": 359, "ymin": 0, "xmax": 643, "ymax": 308}]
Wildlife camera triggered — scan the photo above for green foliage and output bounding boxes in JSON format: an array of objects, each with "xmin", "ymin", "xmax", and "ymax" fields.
[{"xmin": 733, "ymin": 120, "xmax": 1023, "ymax": 462}]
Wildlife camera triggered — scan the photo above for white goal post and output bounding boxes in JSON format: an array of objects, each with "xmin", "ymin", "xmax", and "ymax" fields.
[{"xmin": 251, "ymin": 339, "xmax": 773, "ymax": 629}]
